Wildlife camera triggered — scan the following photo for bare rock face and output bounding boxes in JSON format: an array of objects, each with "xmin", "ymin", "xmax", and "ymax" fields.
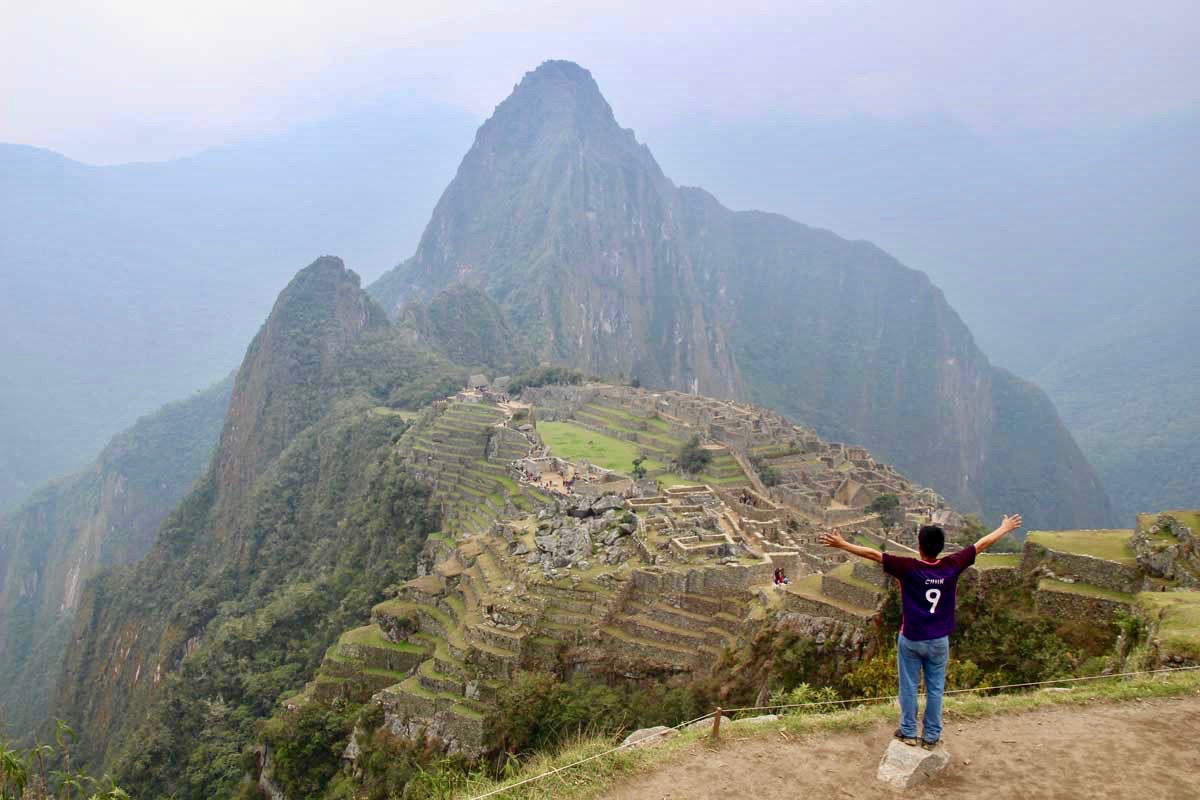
[{"xmin": 876, "ymin": 740, "xmax": 950, "ymax": 789}]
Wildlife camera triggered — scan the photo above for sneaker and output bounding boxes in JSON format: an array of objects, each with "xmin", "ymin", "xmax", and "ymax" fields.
[{"xmin": 893, "ymin": 729, "xmax": 920, "ymax": 747}]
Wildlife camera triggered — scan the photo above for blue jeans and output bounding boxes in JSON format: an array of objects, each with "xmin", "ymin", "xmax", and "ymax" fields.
[{"xmin": 897, "ymin": 633, "xmax": 949, "ymax": 743}]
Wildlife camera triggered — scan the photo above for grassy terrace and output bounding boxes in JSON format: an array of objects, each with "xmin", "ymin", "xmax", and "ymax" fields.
[
  {"xmin": 1037, "ymin": 577, "xmax": 1134, "ymax": 603},
  {"xmin": 341, "ymin": 625, "xmax": 426, "ymax": 653},
  {"xmin": 976, "ymin": 553, "xmax": 1021, "ymax": 569},
  {"xmin": 829, "ymin": 561, "xmax": 881, "ymax": 595},
  {"xmin": 1137, "ymin": 590, "xmax": 1200, "ymax": 661},
  {"xmin": 787, "ymin": 573, "xmax": 875, "ymax": 615},
  {"xmin": 1167, "ymin": 510, "xmax": 1200, "ymax": 532},
  {"xmin": 538, "ymin": 419, "xmax": 749, "ymax": 489},
  {"xmin": 1027, "ymin": 529, "xmax": 1136, "ymax": 564},
  {"xmin": 538, "ymin": 421, "xmax": 668, "ymax": 475}
]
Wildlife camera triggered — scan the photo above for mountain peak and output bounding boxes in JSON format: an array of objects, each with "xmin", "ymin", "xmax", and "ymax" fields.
[{"xmin": 487, "ymin": 60, "xmax": 620, "ymax": 139}]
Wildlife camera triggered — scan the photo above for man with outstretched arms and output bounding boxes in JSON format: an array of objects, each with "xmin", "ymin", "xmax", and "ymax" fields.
[{"xmin": 819, "ymin": 514, "xmax": 1023, "ymax": 748}]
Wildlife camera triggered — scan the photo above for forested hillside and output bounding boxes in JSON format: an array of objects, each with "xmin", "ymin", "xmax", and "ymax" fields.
[
  {"xmin": 0, "ymin": 377, "xmax": 232, "ymax": 739},
  {"xmin": 1037, "ymin": 282, "xmax": 1200, "ymax": 520},
  {"xmin": 52, "ymin": 258, "xmax": 469, "ymax": 796}
]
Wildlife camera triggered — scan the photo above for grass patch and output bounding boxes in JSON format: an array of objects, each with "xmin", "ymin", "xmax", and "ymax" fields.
[
  {"xmin": 976, "ymin": 553, "xmax": 1021, "ymax": 569},
  {"xmin": 1165, "ymin": 510, "xmax": 1200, "ymax": 534},
  {"xmin": 452, "ymin": 671, "xmax": 1200, "ymax": 800},
  {"xmin": 1027, "ymin": 529, "xmax": 1136, "ymax": 564},
  {"xmin": 538, "ymin": 421, "xmax": 667, "ymax": 476},
  {"xmin": 1137, "ymin": 590, "xmax": 1200, "ymax": 661},
  {"xmin": 1038, "ymin": 577, "xmax": 1134, "ymax": 603},
  {"xmin": 372, "ymin": 406, "xmax": 418, "ymax": 420},
  {"xmin": 340, "ymin": 625, "xmax": 426, "ymax": 653}
]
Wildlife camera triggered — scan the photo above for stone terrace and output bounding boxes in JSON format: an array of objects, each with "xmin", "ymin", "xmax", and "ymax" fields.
[{"xmin": 397, "ymin": 399, "xmax": 553, "ymax": 538}]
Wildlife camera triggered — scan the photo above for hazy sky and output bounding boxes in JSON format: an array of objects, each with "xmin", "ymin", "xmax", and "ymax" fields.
[{"xmin": 4, "ymin": 0, "xmax": 1199, "ymax": 164}]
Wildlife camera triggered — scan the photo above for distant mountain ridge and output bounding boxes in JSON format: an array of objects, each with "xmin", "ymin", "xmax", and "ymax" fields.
[
  {"xmin": 1036, "ymin": 281, "xmax": 1200, "ymax": 521},
  {"xmin": 371, "ymin": 60, "xmax": 1113, "ymax": 529},
  {"xmin": 0, "ymin": 99, "xmax": 473, "ymax": 513}
]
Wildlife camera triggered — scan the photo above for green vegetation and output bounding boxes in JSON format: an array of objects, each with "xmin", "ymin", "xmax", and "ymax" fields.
[
  {"xmin": 507, "ymin": 366, "xmax": 590, "ymax": 395},
  {"xmin": 0, "ymin": 376, "xmax": 234, "ymax": 741},
  {"xmin": 851, "ymin": 533, "xmax": 877, "ymax": 548},
  {"xmin": 676, "ymin": 435, "xmax": 712, "ymax": 475},
  {"xmin": 1136, "ymin": 591, "xmax": 1200, "ymax": 661},
  {"xmin": 1167, "ymin": 510, "xmax": 1200, "ymax": 533},
  {"xmin": 630, "ymin": 456, "xmax": 647, "ymax": 480},
  {"xmin": 1038, "ymin": 578, "xmax": 1134, "ymax": 604},
  {"xmin": 975, "ymin": 553, "xmax": 1021, "ymax": 569},
  {"xmin": 259, "ymin": 703, "xmax": 355, "ymax": 800},
  {"xmin": 0, "ymin": 721, "xmax": 129, "ymax": 799},
  {"xmin": 749, "ymin": 455, "xmax": 781, "ymax": 487},
  {"xmin": 866, "ymin": 493, "xmax": 903, "ymax": 526},
  {"xmin": 63, "ymin": 407, "xmax": 438, "ymax": 800},
  {"xmin": 489, "ymin": 673, "xmax": 704, "ymax": 757},
  {"xmin": 537, "ymin": 422, "xmax": 663, "ymax": 475},
  {"xmin": 1027, "ymin": 529, "xmax": 1136, "ymax": 564}
]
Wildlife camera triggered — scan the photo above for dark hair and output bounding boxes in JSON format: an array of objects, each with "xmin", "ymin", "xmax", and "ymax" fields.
[{"xmin": 918, "ymin": 525, "xmax": 945, "ymax": 559}]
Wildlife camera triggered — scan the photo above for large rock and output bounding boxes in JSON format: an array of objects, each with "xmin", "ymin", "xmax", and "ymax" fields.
[
  {"xmin": 876, "ymin": 740, "xmax": 950, "ymax": 789},
  {"xmin": 553, "ymin": 526, "xmax": 592, "ymax": 565},
  {"xmin": 591, "ymin": 494, "xmax": 625, "ymax": 515},
  {"xmin": 685, "ymin": 714, "xmax": 731, "ymax": 733},
  {"xmin": 621, "ymin": 726, "xmax": 677, "ymax": 748}
]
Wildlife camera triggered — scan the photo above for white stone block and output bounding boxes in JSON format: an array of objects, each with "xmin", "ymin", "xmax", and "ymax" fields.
[{"xmin": 876, "ymin": 739, "xmax": 950, "ymax": 789}]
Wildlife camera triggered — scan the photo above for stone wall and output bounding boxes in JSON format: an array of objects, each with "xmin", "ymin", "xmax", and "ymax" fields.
[
  {"xmin": 958, "ymin": 566, "xmax": 1021, "ymax": 596},
  {"xmin": 1133, "ymin": 513, "xmax": 1200, "ymax": 588},
  {"xmin": 1022, "ymin": 542, "xmax": 1143, "ymax": 593},
  {"xmin": 775, "ymin": 612, "xmax": 878, "ymax": 666},
  {"xmin": 1034, "ymin": 585, "xmax": 1131, "ymax": 624}
]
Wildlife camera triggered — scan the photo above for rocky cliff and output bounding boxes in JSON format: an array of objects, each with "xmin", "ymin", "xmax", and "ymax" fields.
[
  {"xmin": 0, "ymin": 377, "xmax": 231, "ymax": 739},
  {"xmin": 370, "ymin": 60, "xmax": 1113, "ymax": 529}
]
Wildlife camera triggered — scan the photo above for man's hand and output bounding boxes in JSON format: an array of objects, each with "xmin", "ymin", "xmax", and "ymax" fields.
[
  {"xmin": 818, "ymin": 529, "xmax": 847, "ymax": 549},
  {"xmin": 975, "ymin": 513, "xmax": 1024, "ymax": 553}
]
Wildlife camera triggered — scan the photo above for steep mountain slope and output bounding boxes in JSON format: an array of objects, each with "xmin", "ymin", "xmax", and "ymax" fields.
[
  {"xmin": 0, "ymin": 377, "xmax": 231, "ymax": 739},
  {"xmin": 1036, "ymin": 282, "xmax": 1200, "ymax": 520},
  {"xmin": 395, "ymin": 284, "xmax": 535, "ymax": 375},
  {"xmin": 370, "ymin": 60, "xmax": 1112, "ymax": 529},
  {"xmin": 52, "ymin": 257, "xmax": 454, "ymax": 795}
]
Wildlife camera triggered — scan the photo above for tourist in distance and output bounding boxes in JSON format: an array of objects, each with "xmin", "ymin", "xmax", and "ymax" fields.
[{"xmin": 818, "ymin": 513, "xmax": 1023, "ymax": 749}]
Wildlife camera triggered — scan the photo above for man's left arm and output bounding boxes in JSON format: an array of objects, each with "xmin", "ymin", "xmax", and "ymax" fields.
[
  {"xmin": 818, "ymin": 529, "xmax": 883, "ymax": 564},
  {"xmin": 974, "ymin": 514, "xmax": 1023, "ymax": 554}
]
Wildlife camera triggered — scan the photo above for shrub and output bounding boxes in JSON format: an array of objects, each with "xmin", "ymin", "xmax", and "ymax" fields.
[{"xmin": 677, "ymin": 435, "xmax": 712, "ymax": 475}]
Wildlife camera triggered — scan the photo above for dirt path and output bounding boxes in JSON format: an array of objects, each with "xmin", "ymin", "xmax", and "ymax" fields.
[{"xmin": 604, "ymin": 696, "xmax": 1200, "ymax": 800}]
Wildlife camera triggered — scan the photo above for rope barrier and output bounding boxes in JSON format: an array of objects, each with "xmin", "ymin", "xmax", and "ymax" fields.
[{"xmin": 464, "ymin": 664, "xmax": 1200, "ymax": 800}]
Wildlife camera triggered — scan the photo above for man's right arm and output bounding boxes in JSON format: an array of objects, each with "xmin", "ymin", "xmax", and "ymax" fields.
[
  {"xmin": 818, "ymin": 529, "xmax": 883, "ymax": 564},
  {"xmin": 974, "ymin": 514, "xmax": 1023, "ymax": 553}
]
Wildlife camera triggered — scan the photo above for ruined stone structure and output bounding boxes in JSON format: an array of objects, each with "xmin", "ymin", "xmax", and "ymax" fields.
[
  {"xmin": 284, "ymin": 385, "xmax": 1200, "ymax": 760},
  {"xmin": 525, "ymin": 384, "xmax": 945, "ymax": 527}
]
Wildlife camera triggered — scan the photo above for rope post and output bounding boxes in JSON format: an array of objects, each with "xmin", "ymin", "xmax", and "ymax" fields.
[{"xmin": 711, "ymin": 707, "xmax": 722, "ymax": 740}]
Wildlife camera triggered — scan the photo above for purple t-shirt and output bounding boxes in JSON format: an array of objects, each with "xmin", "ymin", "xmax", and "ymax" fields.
[{"xmin": 882, "ymin": 545, "xmax": 976, "ymax": 641}]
